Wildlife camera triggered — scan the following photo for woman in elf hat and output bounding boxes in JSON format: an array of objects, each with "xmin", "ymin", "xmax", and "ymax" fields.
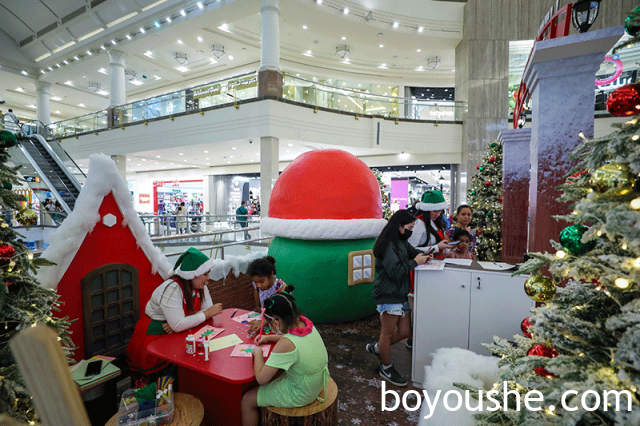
[
  {"xmin": 407, "ymin": 190, "xmax": 453, "ymax": 256},
  {"xmin": 127, "ymin": 247, "xmax": 223, "ymax": 375}
]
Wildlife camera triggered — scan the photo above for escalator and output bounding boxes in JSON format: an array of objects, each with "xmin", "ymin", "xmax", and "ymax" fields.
[{"xmin": 2, "ymin": 115, "xmax": 85, "ymax": 224}]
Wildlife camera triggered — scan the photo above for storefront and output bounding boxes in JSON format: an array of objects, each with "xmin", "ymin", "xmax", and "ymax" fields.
[{"xmin": 152, "ymin": 179, "xmax": 203, "ymax": 215}]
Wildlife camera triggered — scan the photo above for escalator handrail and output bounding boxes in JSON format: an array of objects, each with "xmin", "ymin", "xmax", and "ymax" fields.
[
  {"xmin": 28, "ymin": 120, "xmax": 87, "ymax": 179},
  {"xmin": 29, "ymin": 133, "xmax": 82, "ymax": 195},
  {"xmin": 15, "ymin": 141, "xmax": 72, "ymax": 214}
]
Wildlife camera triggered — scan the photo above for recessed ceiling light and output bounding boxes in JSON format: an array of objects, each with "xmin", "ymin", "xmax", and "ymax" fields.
[
  {"xmin": 452, "ymin": 69, "xmax": 456, "ymax": 72},
  {"xmin": 184, "ymin": 160, "xmax": 187, "ymax": 162},
  {"xmin": 343, "ymin": 8, "xmax": 349, "ymax": 14},
  {"xmin": 379, "ymin": 44, "xmax": 384, "ymax": 48},
  {"xmin": 78, "ymin": 103, "xmax": 85, "ymax": 107},
  {"xmin": 140, "ymin": 27, "xmax": 146, "ymax": 33},
  {"xmin": 144, "ymin": 51, "xmax": 153, "ymax": 58},
  {"xmin": 51, "ymin": 96, "xmax": 61, "ymax": 101},
  {"xmin": 197, "ymin": 36, "xmax": 203, "ymax": 42},
  {"xmin": 342, "ymin": 82, "xmax": 346, "ymax": 85},
  {"xmin": 142, "ymin": 159, "xmax": 146, "ymax": 161},
  {"xmin": 111, "ymin": 39, "xmax": 117, "ymax": 45},
  {"xmin": 230, "ymin": 155, "xmax": 234, "ymax": 158},
  {"xmin": 296, "ymin": 73, "xmax": 300, "ymax": 76},
  {"xmin": 154, "ymin": 21, "xmax": 160, "ymax": 28},
  {"xmin": 177, "ymin": 39, "xmax": 183, "ymax": 44},
  {"xmin": 341, "ymin": 36, "xmax": 346, "ymax": 40},
  {"xmin": 316, "ymin": 0, "xmax": 322, "ymax": 4},
  {"xmin": 228, "ymin": 55, "xmax": 233, "ymax": 60},
  {"xmin": 231, "ymin": 147, "xmax": 237, "ymax": 150},
  {"xmin": 179, "ymin": 153, "xmax": 184, "ymax": 155},
  {"xmin": 181, "ymin": 9, "xmax": 186, "ymax": 16},
  {"xmin": 101, "ymin": 45, "xmax": 106, "ymax": 50},
  {"xmin": 227, "ymin": 161, "xmax": 231, "ymax": 164},
  {"xmin": 86, "ymin": 50, "xmax": 92, "ymax": 56},
  {"xmin": 54, "ymin": 110, "xmax": 60, "ymax": 114},
  {"xmin": 288, "ymin": 143, "xmax": 293, "ymax": 147},
  {"xmin": 378, "ymin": 63, "xmax": 387, "ymax": 69},
  {"xmin": 127, "ymin": 158, "xmax": 131, "ymax": 161},
  {"xmin": 175, "ymin": 66, "xmax": 189, "ymax": 72},
  {"xmin": 205, "ymin": 157, "xmax": 209, "ymax": 160},
  {"xmin": 15, "ymin": 87, "xmax": 24, "ymax": 92},
  {"xmin": 166, "ymin": 16, "xmax": 172, "ymax": 23},
  {"xmin": 137, "ymin": 164, "xmax": 141, "ymax": 166},
  {"xmin": 156, "ymin": 155, "xmax": 161, "ymax": 158},
  {"xmin": 206, "ymin": 163, "xmax": 210, "ymax": 165},
  {"xmin": 197, "ymin": 2, "xmax": 203, "ymax": 8},
  {"xmin": 417, "ymin": 49, "xmax": 421, "ymax": 52},
  {"xmin": 303, "ymin": 50, "xmax": 312, "ymax": 57},
  {"xmin": 64, "ymin": 80, "xmax": 73, "ymax": 85},
  {"xmin": 204, "ymin": 150, "xmax": 209, "ymax": 153},
  {"xmin": 302, "ymin": 25, "xmax": 307, "ymax": 29},
  {"xmin": 285, "ymin": 150, "xmax": 290, "ymax": 153},
  {"xmin": 418, "ymin": 26, "xmax": 424, "ymax": 33},
  {"xmin": 393, "ymin": 22, "xmax": 399, "ymax": 28}
]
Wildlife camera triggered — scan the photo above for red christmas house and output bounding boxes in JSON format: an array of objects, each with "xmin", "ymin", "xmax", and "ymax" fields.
[{"xmin": 37, "ymin": 154, "xmax": 171, "ymax": 362}]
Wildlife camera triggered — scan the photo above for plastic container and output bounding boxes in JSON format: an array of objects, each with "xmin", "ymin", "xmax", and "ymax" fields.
[{"xmin": 116, "ymin": 389, "xmax": 174, "ymax": 426}]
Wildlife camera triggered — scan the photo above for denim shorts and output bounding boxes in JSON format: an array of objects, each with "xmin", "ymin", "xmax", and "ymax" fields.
[{"xmin": 376, "ymin": 302, "xmax": 411, "ymax": 316}]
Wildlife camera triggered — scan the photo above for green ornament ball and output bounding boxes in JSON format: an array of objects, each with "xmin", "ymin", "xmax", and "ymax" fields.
[
  {"xmin": 524, "ymin": 276, "xmax": 556, "ymax": 302},
  {"xmin": 487, "ymin": 211, "xmax": 492, "ymax": 216},
  {"xmin": 490, "ymin": 142, "xmax": 497, "ymax": 148},
  {"xmin": 0, "ymin": 130, "xmax": 17, "ymax": 148},
  {"xmin": 471, "ymin": 191, "xmax": 476, "ymax": 195},
  {"xmin": 479, "ymin": 167, "xmax": 484, "ymax": 171},
  {"xmin": 625, "ymin": 6, "xmax": 640, "ymax": 36},
  {"xmin": 2, "ymin": 181, "xmax": 12, "ymax": 190},
  {"xmin": 559, "ymin": 224, "xmax": 596, "ymax": 255}
]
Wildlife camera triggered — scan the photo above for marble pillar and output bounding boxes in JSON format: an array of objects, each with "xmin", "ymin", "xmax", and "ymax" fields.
[
  {"xmin": 35, "ymin": 81, "xmax": 51, "ymax": 125},
  {"xmin": 108, "ymin": 50, "xmax": 127, "ymax": 107},
  {"xmin": 498, "ymin": 128, "xmax": 531, "ymax": 263},
  {"xmin": 524, "ymin": 27, "xmax": 624, "ymax": 254},
  {"xmin": 258, "ymin": 0, "xmax": 282, "ymax": 97},
  {"xmin": 260, "ymin": 136, "xmax": 279, "ymax": 218},
  {"xmin": 111, "ymin": 155, "xmax": 127, "ymax": 181}
]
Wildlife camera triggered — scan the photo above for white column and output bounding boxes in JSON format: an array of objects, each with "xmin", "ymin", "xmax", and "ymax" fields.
[
  {"xmin": 35, "ymin": 81, "xmax": 51, "ymax": 125},
  {"xmin": 259, "ymin": 0, "xmax": 281, "ymax": 72},
  {"xmin": 111, "ymin": 155, "xmax": 127, "ymax": 181},
  {"xmin": 260, "ymin": 137, "xmax": 279, "ymax": 217},
  {"xmin": 108, "ymin": 50, "xmax": 127, "ymax": 107}
]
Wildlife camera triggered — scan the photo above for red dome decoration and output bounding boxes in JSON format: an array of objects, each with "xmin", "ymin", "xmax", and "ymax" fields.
[
  {"xmin": 606, "ymin": 84, "xmax": 640, "ymax": 117},
  {"xmin": 269, "ymin": 150, "xmax": 382, "ymax": 220}
]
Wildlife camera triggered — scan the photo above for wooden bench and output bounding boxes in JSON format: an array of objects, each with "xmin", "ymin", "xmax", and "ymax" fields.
[
  {"xmin": 260, "ymin": 377, "xmax": 338, "ymax": 426},
  {"xmin": 104, "ymin": 392, "xmax": 204, "ymax": 426}
]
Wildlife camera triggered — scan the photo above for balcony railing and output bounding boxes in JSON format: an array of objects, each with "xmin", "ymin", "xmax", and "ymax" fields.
[{"xmin": 46, "ymin": 70, "xmax": 465, "ymax": 139}]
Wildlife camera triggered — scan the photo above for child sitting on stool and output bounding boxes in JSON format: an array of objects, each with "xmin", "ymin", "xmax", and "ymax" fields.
[{"xmin": 241, "ymin": 289, "xmax": 330, "ymax": 426}]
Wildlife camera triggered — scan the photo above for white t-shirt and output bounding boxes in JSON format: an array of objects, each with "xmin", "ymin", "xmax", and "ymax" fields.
[
  {"xmin": 145, "ymin": 278, "xmax": 213, "ymax": 333},
  {"xmin": 407, "ymin": 219, "xmax": 441, "ymax": 253}
]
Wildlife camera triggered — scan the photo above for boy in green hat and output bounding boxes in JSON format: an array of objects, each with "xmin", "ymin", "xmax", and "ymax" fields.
[{"xmin": 127, "ymin": 247, "xmax": 223, "ymax": 375}]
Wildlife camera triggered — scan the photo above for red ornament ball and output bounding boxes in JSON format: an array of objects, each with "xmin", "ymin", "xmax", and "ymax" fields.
[
  {"xmin": 476, "ymin": 229, "xmax": 482, "ymax": 235},
  {"xmin": 527, "ymin": 344, "xmax": 559, "ymax": 377},
  {"xmin": 485, "ymin": 180, "xmax": 491, "ymax": 186},
  {"xmin": 521, "ymin": 317, "xmax": 533, "ymax": 338},
  {"xmin": 489, "ymin": 157, "xmax": 496, "ymax": 163},
  {"xmin": 476, "ymin": 165, "xmax": 480, "ymax": 170},
  {"xmin": 607, "ymin": 83, "xmax": 640, "ymax": 117},
  {"xmin": 0, "ymin": 243, "xmax": 15, "ymax": 260},
  {"xmin": 498, "ymin": 196, "xmax": 503, "ymax": 202}
]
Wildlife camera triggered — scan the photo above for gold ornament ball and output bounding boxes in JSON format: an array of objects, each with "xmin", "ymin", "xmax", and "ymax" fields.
[
  {"xmin": 524, "ymin": 275, "xmax": 556, "ymax": 302},
  {"xmin": 590, "ymin": 163, "xmax": 636, "ymax": 194},
  {"xmin": 16, "ymin": 208, "xmax": 38, "ymax": 226}
]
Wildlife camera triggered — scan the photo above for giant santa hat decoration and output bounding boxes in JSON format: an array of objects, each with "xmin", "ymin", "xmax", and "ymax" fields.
[{"xmin": 261, "ymin": 149, "xmax": 387, "ymax": 239}]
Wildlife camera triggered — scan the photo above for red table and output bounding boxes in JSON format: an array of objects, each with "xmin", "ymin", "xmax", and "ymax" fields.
[{"xmin": 147, "ymin": 308, "xmax": 262, "ymax": 426}]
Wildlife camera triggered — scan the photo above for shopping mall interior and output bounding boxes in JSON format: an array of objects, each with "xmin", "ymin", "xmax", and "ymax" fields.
[{"xmin": 1, "ymin": 0, "xmax": 640, "ymax": 425}]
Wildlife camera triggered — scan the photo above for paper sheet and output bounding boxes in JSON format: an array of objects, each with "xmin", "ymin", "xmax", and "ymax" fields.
[
  {"xmin": 192, "ymin": 325, "xmax": 224, "ymax": 341},
  {"xmin": 230, "ymin": 344, "xmax": 272, "ymax": 358},
  {"xmin": 208, "ymin": 334, "xmax": 244, "ymax": 352},
  {"xmin": 443, "ymin": 258, "xmax": 473, "ymax": 266},
  {"xmin": 231, "ymin": 311, "xmax": 262, "ymax": 324},
  {"xmin": 415, "ymin": 260, "xmax": 445, "ymax": 271},
  {"xmin": 477, "ymin": 261, "xmax": 516, "ymax": 271}
]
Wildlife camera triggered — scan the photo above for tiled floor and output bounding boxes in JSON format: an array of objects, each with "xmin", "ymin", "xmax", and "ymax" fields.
[{"xmin": 316, "ymin": 314, "xmax": 423, "ymax": 425}]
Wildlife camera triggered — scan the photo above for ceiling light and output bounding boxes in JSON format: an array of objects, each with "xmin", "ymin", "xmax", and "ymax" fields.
[
  {"xmin": 98, "ymin": 68, "xmax": 108, "ymax": 74},
  {"xmin": 218, "ymin": 23, "xmax": 230, "ymax": 33},
  {"xmin": 175, "ymin": 66, "xmax": 189, "ymax": 72},
  {"xmin": 54, "ymin": 110, "xmax": 60, "ymax": 114},
  {"xmin": 418, "ymin": 26, "xmax": 424, "ymax": 33},
  {"xmin": 140, "ymin": 27, "xmax": 146, "ymax": 33},
  {"xmin": 211, "ymin": 45, "xmax": 225, "ymax": 58},
  {"xmin": 399, "ymin": 152, "xmax": 409, "ymax": 160},
  {"xmin": 74, "ymin": 56, "xmax": 79, "ymax": 60},
  {"xmin": 417, "ymin": 49, "xmax": 421, "ymax": 52},
  {"xmin": 101, "ymin": 45, "xmax": 106, "ymax": 50},
  {"xmin": 426, "ymin": 56, "xmax": 442, "ymax": 69},
  {"xmin": 144, "ymin": 51, "xmax": 153, "ymax": 58},
  {"xmin": 48, "ymin": 66, "xmax": 53, "ymax": 70},
  {"xmin": 204, "ymin": 150, "xmax": 209, "ymax": 153},
  {"xmin": 335, "ymin": 45, "xmax": 349, "ymax": 59},
  {"xmin": 125, "ymin": 70, "xmax": 137, "ymax": 81},
  {"xmin": 287, "ymin": 143, "xmax": 293, "ymax": 147},
  {"xmin": 179, "ymin": 153, "xmax": 184, "ymax": 155},
  {"xmin": 303, "ymin": 50, "xmax": 313, "ymax": 57},
  {"xmin": 378, "ymin": 63, "xmax": 387, "ymax": 69},
  {"xmin": 316, "ymin": 0, "xmax": 322, "ymax": 4},
  {"xmin": 177, "ymin": 39, "xmax": 183, "ymax": 44},
  {"xmin": 393, "ymin": 22, "xmax": 399, "ymax": 28},
  {"xmin": 86, "ymin": 50, "xmax": 92, "ymax": 55},
  {"xmin": 303, "ymin": 25, "xmax": 307, "ymax": 29},
  {"xmin": 20, "ymin": 70, "xmax": 28, "ymax": 76},
  {"xmin": 78, "ymin": 103, "xmax": 85, "ymax": 107},
  {"xmin": 89, "ymin": 82, "xmax": 101, "ymax": 92},
  {"xmin": 379, "ymin": 44, "xmax": 384, "ymax": 48},
  {"xmin": 111, "ymin": 39, "xmax": 117, "ymax": 45},
  {"xmin": 154, "ymin": 21, "xmax": 160, "ymax": 28},
  {"xmin": 51, "ymin": 96, "xmax": 62, "ymax": 101},
  {"xmin": 181, "ymin": 9, "xmax": 186, "ymax": 16},
  {"xmin": 35, "ymin": 53, "xmax": 51, "ymax": 62},
  {"xmin": 15, "ymin": 87, "xmax": 24, "ymax": 92},
  {"xmin": 155, "ymin": 75, "xmax": 161, "ymax": 80},
  {"xmin": 197, "ymin": 36, "xmax": 203, "ymax": 42},
  {"xmin": 175, "ymin": 53, "xmax": 188, "ymax": 65},
  {"xmin": 166, "ymin": 16, "xmax": 172, "ymax": 23},
  {"xmin": 64, "ymin": 80, "xmax": 73, "ymax": 85},
  {"xmin": 343, "ymin": 8, "xmax": 349, "ymax": 14},
  {"xmin": 228, "ymin": 55, "xmax": 233, "ymax": 60},
  {"xmin": 341, "ymin": 36, "xmax": 346, "ymax": 40},
  {"xmin": 198, "ymin": 2, "xmax": 203, "ymax": 8}
]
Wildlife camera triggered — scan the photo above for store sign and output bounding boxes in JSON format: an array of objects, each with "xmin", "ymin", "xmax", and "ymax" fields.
[
  {"xmin": 139, "ymin": 194, "xmax": 151, "ymax": 204},
  {"xmin": 228, "ymin": 75, "xmax": 257, "ymax": 91},
  {"xmin": 192, "ymin": 84, "xmax": 222, "ymax": 99},
  {"xmin": 429, "ymin": 110, "xmax": 454, "ymax": 119}
]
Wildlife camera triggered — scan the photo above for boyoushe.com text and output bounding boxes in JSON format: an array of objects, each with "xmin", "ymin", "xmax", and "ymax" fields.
[{"xmin": 381, "ymin": 381, "xmax": 633, "ymax": 419}]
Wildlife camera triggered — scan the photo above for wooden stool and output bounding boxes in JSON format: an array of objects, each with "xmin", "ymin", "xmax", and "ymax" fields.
[
  {"xmin": 260, "ymin": 378, "xmax": 338, "ymax": 426},
  {"xmin": 104, "ymin": 392, "xmax": 204, "ymax": 426}
]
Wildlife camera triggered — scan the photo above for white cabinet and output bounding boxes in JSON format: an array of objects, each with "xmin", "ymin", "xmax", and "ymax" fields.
[{"xmin": 411, "ymin": 267, "xmax": 533, "ymax": 388}]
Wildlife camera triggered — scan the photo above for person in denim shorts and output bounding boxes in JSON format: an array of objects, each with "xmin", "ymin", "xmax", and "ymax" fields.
[{"xmin": 366, "ymin": 210, "xmax": 433, "ymax": 386}]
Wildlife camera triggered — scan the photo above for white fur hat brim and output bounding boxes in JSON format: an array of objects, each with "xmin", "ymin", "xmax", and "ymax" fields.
[
  {"xmin": 174, "ymin": 258, "xmax": 215, "ymax": 280},
  {"xmin": 417, "ymin": 201, "xmax": 448, "ymax": 211}
]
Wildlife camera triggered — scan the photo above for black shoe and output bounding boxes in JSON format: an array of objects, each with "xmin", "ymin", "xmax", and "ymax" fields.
[
  {"xmin": 405, "ymin": 338, "xmax": 413, "ymax": 349},
  {"xmin": 366, "ymin": 342, "xmax": 381, "ymax": 359},
  {"xmin": 379, "ymin": 364, "xmax": 408, "ymax": 387}
]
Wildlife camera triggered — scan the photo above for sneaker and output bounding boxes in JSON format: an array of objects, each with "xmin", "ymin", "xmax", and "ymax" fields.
[
  {"xmin": 405, "ymin": 338, "xmax": 413, "ymax": 349},
  {"xmin": 379, "ymin": 364, "xmax": 408, "ymax": 387},
  {"xmin": 366, "ymin": 342, "xmax": 380, "ymax": 359}
]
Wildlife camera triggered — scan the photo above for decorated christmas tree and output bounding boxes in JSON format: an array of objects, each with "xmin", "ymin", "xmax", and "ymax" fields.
[
  {"xmin": 372, "ymin": 168, "xmax": 392, "ymax": 219},
  {"xmin": 0, "ymin": 130, "xmax": 75, "ymax": 423},
  {"xmin": 465, "ymin": 116, "xmax": 640, "ymax": 425},
  {"xmin": 466, "ymin": 141, "xmax": 503, "ymax": 261}
]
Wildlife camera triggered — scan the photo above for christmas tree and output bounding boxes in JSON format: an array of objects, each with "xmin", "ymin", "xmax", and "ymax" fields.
[
  {"xmin": 466, "ymin": 141, "xmax": 503, "ymax": 261},
  {"xmin": 372, "ymin": 168, "xmax": 392, "ymax": 219},
  {"xmin": 0, "ymin": 130, "xmax": 75, "ymax": 423},
  {"xmin": 463, "ymin": 117, "xmax": 640, "ymax": 425}
]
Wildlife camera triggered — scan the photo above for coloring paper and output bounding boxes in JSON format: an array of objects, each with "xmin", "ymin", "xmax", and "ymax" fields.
[
  {"xmin": 231, "ymin": 311, "xmax": 262, "ymax": 324},
  {"xmin": 230, "ymin": 344, "xmax": 272, "ymax": 358}
]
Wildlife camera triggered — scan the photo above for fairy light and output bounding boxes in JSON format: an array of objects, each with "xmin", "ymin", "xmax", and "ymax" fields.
[
  {"xmin": 596, "ymin": 230, "xmax": 602, "ymax": 236},
  {"xmin": 632, "ymin": 135, "xmax": 640, "ymax": 141},
  {"xmin": 630, "ymin": 198, "xmax": 640, "ymax": 209},
  {"xmin": 556, "ymin": 250, "xmax": 566, "ymax": 259},
  {"xmin": 622, "ymin": 242, "xmax": 628, "ymax": 250},
  {"xmin": 615, "ymin": 278, "xmax": 630, "ymax": 289},
  {"xmin": 27, "ymin": 253, "xmax": 33, "ymax": 260},
  {"xmin": 634, "ymin": 257, "xmax": 640, "ymax": 268}
]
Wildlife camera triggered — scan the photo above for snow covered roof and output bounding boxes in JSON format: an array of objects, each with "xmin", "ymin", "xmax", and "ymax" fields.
[{"xmin": 37, "ymin": 154, "xmax": 172, "ymax": 289}]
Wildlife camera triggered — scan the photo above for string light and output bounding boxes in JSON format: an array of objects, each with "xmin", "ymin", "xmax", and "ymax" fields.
[
  {"xmin": 615, "ymin": 278, "xmax": 630, "ymax": 289},
  {"xmin": 556, "ymin": 250, "xmax": 566, "ymax": 259},
  {"xmin": 632, "ymin": 134, "xmax": 639, "ymax": 141},
  {"xmin": 630, "ymin": 198, "xmax": 640, "ymax": 209},
  {"xmin": 634, "ymin": 257, "xmax": 640, "ymax": 268}
]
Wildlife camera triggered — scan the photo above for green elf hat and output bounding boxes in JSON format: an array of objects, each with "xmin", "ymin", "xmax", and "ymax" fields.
[
  {"xmin": 172, "ymin": 247, "xmax": 214, "ymax": 280},
  {"xmin": 417, "ymin": 190, "xmax": 447, "ymax": 212}
]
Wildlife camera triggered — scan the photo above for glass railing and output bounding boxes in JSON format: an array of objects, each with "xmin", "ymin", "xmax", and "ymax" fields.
[
  {"xmin": 282, "ymin": 74, "xmax": 464, "ymax": 121},
  {"xmin": 48, "ymin": 72, "xmax": 258, "ymax": 139}
]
